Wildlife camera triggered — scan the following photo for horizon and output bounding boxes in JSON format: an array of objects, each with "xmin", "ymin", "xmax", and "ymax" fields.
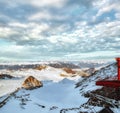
[
  {"xmin": 0, "ymin": 0, "xmax": 120, "ymax": 62},
  {"xmin": 0, "ymin": 59, "xmax": 114, "ymax": 65}
]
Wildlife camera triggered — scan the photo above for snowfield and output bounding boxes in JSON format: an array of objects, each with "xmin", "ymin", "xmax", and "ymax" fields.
[
  {"xmin": 0, "ymin": 79, "xmax": 89, "ymax": 113},
  {"xmin": 0, "ymin": 61, "xmax": 120, "ymax": 113}
]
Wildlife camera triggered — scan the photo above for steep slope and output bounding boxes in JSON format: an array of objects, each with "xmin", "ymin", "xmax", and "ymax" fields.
[
  {"xmin": 76, "ymin": 63, "xmax": 117, "ymax": 92},
  {"xmin": 75, "ymin": 63, "xmax": 120, "ymax": 113}
]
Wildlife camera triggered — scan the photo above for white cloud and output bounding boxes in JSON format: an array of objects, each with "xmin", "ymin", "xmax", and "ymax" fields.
[
  {"xmin": 97, "ymin": 3, "xmax": 120, "ymax": 17},
  {"xmin": 92, "ymin": 0, "xmax": 120, "ymax": 23},
  {"xmin": 0, "ymin": 22, "xmax": 50, "ymax": 40},
  {"xmin": 29, "ymin": 0, "xmax": 65, "ymax": 8},
  {"xmin": 68, "ymin": 20, "xmax": 120, "ymax": 40},
  {"xmin": 115, "ymin": 13, "xmax": 120, "ymax": 19},
  {"xmin": 27, "ymin": 23, "xmax": 49, "ymax": 39},
  {"xmin": 97, "ymin": 4, "xmax": 114, "ymax": 17},
  {"xmin": 29, "ymin": 10, "xmax": 68, "ymax": 22},
  {"xmin": 0, "ymin": 0, "xmax": 120, "ymax": 61},
  {"xmin": 0, "ymin": 27, "xmax": 18, "ymax": 38},
  {"xmin": 29, "ymin": 11, "xmax": 52, "ymax": 20},
  {"xmin": 3, "ymin": 45, "xmax": 24, "ymax": 52},
  {"xmin": 47, "ymin": 35, "xmax": 78, "ymax": 44},
  {"xmin": 8, "ymin": 22, "xmax": 27, "ymax": 28}
]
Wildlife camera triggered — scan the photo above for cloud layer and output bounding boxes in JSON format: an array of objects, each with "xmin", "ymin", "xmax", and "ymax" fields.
[{"xmin": 0, "ymin": 0, "xmax": 120, "ymax": 61}]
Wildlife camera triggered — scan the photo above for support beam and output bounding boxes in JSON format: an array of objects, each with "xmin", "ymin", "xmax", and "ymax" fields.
[
  {"xmin": 96, "ymin": 80, "xmax": 120, "ymax": 88},
  {"xmin": 116, "ymin": 58, "xmax": 120, "ymax": 80}
]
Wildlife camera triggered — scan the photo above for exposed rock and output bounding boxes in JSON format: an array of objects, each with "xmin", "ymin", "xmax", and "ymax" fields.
[
  {"xmin": 76, "ymin": 63, "xmax": 117, "ymax": 88},
  {"xmin": 35, "ymin": 65, "xmax": 47, "ymax": 70},
  {"xmin": 76, "ymin": 70, "xmax": 89, "ymax": 77},
  {"xmin": 0, "ymin": 74, "xmax": 14, "ymax": 79},
  {"xmin": 60, "ymin": 73, "xmax": 76, "ymax": 77},
  {"xmin": 63, "ymin": 67, "xmax": 76, "ymax": 74},
  {"xmin": 84, "ymin": 68, "xmax": 95, "ymax": 76},
  {"xmin": 86, "ymin": 86, "xmax": 120, "ymax": 100},
  {"xmin": 22, "ymin": 76, "xmax": 43, "ymax": 90},
  {"xmin": 99, "ymin": 107, "xmax": 114, "ymax": 113},
  {"xmin": 60, "ymin": 68, "xmax": 89, "ymax": 77},
  {"xmin": 50, "ymin": 106, "xmax": 58, "ymax": 110},
  {"xmin": 35, "ymin": 103, "xmax": 45, "ymax": 108},
  {"xmin": 60, "ymin": 67, "xmax": 76, "ymax": 77},
  {"xmin": 60, "ymin": 73, "xmax": 71, "ymax": 77},
  {"xmin": 48, "ymin": 62, "xmax": 80, "ymax": 69},
  {"xmin": 0, "ymin": 88, "xmax": 19, "ymax": 108}
]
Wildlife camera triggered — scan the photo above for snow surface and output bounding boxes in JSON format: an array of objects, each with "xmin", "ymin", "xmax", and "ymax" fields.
[
  {"xmin": 0, "ymin": 62, "xmax": 120, "ymax": 113},
  {"xmin": 0, "ymin": 78, "xmax": 24, "ymax": 97},
  {"xmin": 0, "ymin": 78, "xmax": 89, "ymax": 113},
  {"xmin": 0, "ymin": 66, "xmax": 81, "ymax": 82},
  {"xmin": 0, "ymin": 66, "xmax": 81, "ymax": 99}
]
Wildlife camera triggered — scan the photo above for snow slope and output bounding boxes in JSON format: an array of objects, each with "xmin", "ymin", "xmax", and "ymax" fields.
[
  {"xmin": 0, "ymin": 78, "xmax": 89, "ymax": 113},
  {"xmin": 0, "ymin": 66, "xmax": 81, "ymax": 97},
  {"xmin": 0, "ymin": 62, "xmax": 120, "ymax": 113},
  {"xmin": 76, "ymin": 63, "xmax": 117, "ymax": 92},
  {"xmin": 0, "ymin": 66, "xmax": 81, "ymax": 82}
]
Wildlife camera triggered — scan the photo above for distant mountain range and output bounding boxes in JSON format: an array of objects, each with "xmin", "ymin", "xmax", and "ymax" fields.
[{"xmin": 0, "ymin": 61, "xmax": 108, "ymax": 70}]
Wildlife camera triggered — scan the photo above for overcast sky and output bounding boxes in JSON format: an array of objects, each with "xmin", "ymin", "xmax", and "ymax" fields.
[{"xmin": 0, "ymin": 0, "xmax": 120, "ymax": 62}]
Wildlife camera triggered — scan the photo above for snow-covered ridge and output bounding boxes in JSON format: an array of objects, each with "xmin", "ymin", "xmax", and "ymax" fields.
[
  {"xmin": 76, "ymin": 62, "xmax": 117, "ymax": 91},
  {"xmin": 74, "ymin": 62, "xmax": 120, "ymax": 113},
  {"xmin": 0, "ymin": 61, "xmax": 109, "ymax": 71}
]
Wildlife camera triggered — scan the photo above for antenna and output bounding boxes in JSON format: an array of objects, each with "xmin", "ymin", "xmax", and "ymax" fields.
[{"xmin": 116, "ymin": 58, "xmax": 120, "ymax": 80}]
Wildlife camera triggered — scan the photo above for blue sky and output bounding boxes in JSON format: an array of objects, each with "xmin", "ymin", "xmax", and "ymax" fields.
[{"xmin": 0, "ymin": 0, "xmax": 120, "ymax": 62}]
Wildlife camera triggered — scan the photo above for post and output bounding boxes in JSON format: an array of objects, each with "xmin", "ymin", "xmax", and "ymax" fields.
[{"xmin": 116, "ymin": 58, "xmax": 120, "ymax": 80}]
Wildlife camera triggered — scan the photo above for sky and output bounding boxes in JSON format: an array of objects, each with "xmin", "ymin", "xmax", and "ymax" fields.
[{"xmin": 0, "ymin": 0, "xmax": 120, "ymax": 62}]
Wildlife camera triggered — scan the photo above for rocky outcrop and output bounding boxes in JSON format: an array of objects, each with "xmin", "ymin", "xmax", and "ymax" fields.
[
  {"xmin": 99, "ymin": 107, "xmax": 114, "ymax": 113},
  {"xmin": 35, "ymin": 65, "xmax": 47, "ymax": 70},
  {"xmin": 47, "ymin": 62, "xmax": 80, "ymax": 68},
  {"xmin": 0, "ymin": 74, "xmax": 14, "ymax": 79},
  {"xmin": 61, "ymin": 68, "xmax": 89, "ymax": 77},
  {"xmin": 84, "ymin": 68, "xmax": 95, "ymax": 76},
  {"xmin": 60, "ymin": 73, "xmax": 72, "ymax": 77},
  {"xmin": 22, "ymin": 76, "xmax": 43, "ymax": 90},
  {"xmin": 76, "ymin": 70, "xmax": 89, "ymax": 76},
  {"xmin": 76, "ymin": 63, "xmax": 117, "ymax": 88},
  {"xmin": 62, "ymin": 67, "xmax": 76, "ymax": 74}
]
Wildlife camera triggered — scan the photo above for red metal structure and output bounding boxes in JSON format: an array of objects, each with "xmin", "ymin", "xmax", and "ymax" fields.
[
  {"xmin": 117, "ymin": 58, "xmax": 120, "ymax": 80},
  {"xmin": 96, "ymin": 58, "xmax": 120, "ymax": 101},
  {"xmin": 96, "ymin": 58, "xmax": 120, "ymax": 88}
]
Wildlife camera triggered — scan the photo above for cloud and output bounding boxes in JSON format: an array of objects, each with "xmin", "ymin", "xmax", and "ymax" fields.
[
  {"xmin": 115, "ymin": 13, "xmax": 120, "ymax": 19},
  {"xmin": 8, "ymin": 22, "xmax": 27, "ymax": 28},
  {"xmin": 29, "ymin": 0, "xmax": 65, "ymax": 8},
  {"xmin": 96, "ymin": 3, "xmax": 119, "ymax": 17},
  {"xmin": 0, "ymin": 0, "xmax": 95, "ymax": 36},
  {"xmin": 91, "ymin": 0, "xmax": 120, "ymax": 24},
  {"xmin": 0, "ymin": 1, "xmax": 38, "ymax": 24},
  {"xmin": 0, "ymin": 0, "xmax": 120, "ymax": 61},
  {"xmin": 0, "ymin": 27, "xmax": 18, "ymax": 38}
]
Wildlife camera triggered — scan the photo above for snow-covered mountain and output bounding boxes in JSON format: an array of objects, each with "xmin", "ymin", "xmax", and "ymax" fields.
[
  {"xmin": 0, "ymin": 62, "xmax": 120, "ymax": 113},
  {"xmin": 0, "ymin": 60, "xmax": 108, "ymax": 70},
  {"xmin": 76, "ymin": 63, "xmax": 117, "ymax": 91}
]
